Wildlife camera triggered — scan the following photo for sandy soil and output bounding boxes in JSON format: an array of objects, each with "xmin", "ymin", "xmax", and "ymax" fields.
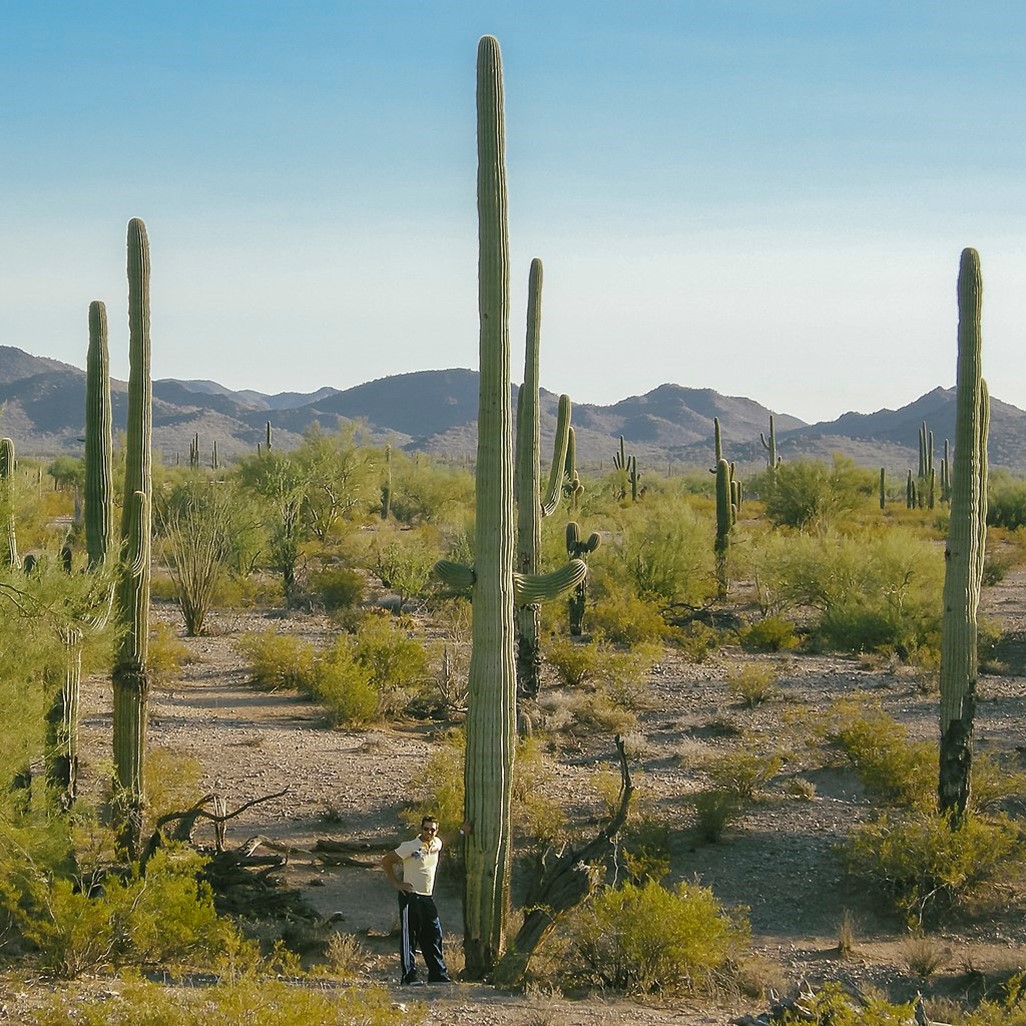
[{"xmin": 43, "ymin": 569, "xmax": 1026, "ymax": 1024}]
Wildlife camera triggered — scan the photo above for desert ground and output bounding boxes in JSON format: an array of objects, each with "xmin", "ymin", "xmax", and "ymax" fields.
[{"xmin": 4, "ymin": 568, "xmax": 1025, "ymax": 1026}]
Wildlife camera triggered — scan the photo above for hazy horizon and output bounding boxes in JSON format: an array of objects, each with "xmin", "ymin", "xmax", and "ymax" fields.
[{"xmin": 2, "ymin": 3, "xmax": 1024, "ymax": 424}]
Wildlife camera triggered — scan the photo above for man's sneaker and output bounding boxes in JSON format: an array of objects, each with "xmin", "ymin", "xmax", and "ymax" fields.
[
  {"xmin": 428, "ymin": 976, "xmax": 453, "ymax": 984},
  {"xmin": 400, "ymin": 974, "xmax": 424, "ymax": 986}
]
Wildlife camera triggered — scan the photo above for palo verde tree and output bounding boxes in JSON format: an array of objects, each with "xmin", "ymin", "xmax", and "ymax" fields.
[{"xmin": 938, "ymin": 248, "xmax": 989, "ymax": 822}]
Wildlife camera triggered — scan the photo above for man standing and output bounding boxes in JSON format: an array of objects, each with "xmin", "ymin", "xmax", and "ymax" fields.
[{"xmin": 381, "ymin": 815, "xmax": 463, "ymax": 985}]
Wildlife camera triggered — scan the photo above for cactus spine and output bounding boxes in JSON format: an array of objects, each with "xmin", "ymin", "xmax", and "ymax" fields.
[
  {"xmin": 85, "ymin": 302, "xmax": 113, "ymax": 568},
  {"xmin": 112, "ymin": 217, "xmax": 153, "ymax": 856},
  {"xmin": 938, "ymin": 248, "xmax": 989, "ymax": 821},
  {"xmin": 0, "ymin": 437, "xmax": 18, "ymax": 568}
]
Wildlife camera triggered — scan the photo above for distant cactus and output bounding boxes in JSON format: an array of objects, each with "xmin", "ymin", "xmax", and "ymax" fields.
[
  {"xmin": 85, "ymin": 302, "xmax": 113, "ymax": 568},
  {"xmin": 381, "ymin": 444, "xmax": 392, "ymax": 519},
  {"xmin": 760, "ymin": 415, "xmax": 782, "ymax": 487},
  {"xmin": 879, "ymin": 467, "xmax": 886, "ymax": 510},
  {"xmin": 714, "ymin": 458, "xmax": 733, "ymax": 600},
  {"xmin": 938, "ymin": 248, "xmax": 989, "ymax": 821},
  {"xmin": 566, "ymin": 520, "xmax": 601, "ymax": 636},
  {"xmin": 0, "ymin": 437, "xmax": 18, "ymax": 568}
]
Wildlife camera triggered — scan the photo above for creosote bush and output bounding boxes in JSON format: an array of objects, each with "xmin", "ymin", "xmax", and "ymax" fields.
[
  {"xmin": 727, "ymin": 664, "xmax": 779, "ymax": 708},
  {"xmin": 562, "ymin": 879, "xmax": 749, "ymax": 994},
  {"xmin": 839, "ymin": 810, "xmax": 1025, "ymax": 925},
  {"xmin": 738, "ymin": 615, "xmax": 798, "ymax": 652},
  {"xmin": 706, "ymin": 748, "xmax": 783, "ymax": 800}
]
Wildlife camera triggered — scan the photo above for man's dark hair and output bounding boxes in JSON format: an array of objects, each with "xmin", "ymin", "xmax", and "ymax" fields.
[{"xmin": 421, "ymin": 815, "xmax": 438, "ymax": 826}]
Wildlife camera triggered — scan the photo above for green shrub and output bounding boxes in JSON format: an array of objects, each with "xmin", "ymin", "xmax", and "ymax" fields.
[
  {"xmin": 738, "ymin": 615, "xmax": 798, "ymax": 652},
  {"xmin": 546, "ymin": 635, "xmax": 601, "ymax": 688},
  {"xmin": 839, "ymin": 810, "xmax": 1024, "ymax": 925},
  {"xmin": 763, "ymin": 455, "xmax": 874, "ymax": 530},
  {"xmin": 13, "ymin": 846, "xmax": 233, "ymax": 978},
  {"xmin": 147, "ymin": 623, "xmax": 191, "ymax": 686},
  {"xmin": 589, "ymin": 584, "xmax": 667, "ymax": 648},
  {"xmin": 312, "ymin": 642, "xmax": 379, "ymax": 727},
  {"xmin": 726, "ymin": 665, "xmax": 778, "ymax": 708},
  {"xmin": 352, "ymin": 615, "xmax": 430, "ymax": 691},
  {"xmin": 827, "ymin": 701, "xmax": 934, "ymax": 809},
  {"xmin": 306, "ymin": 565, "xmax": 365, "ymax": 612},
  {"xmin": 987, "ymin": 475, "xmax": 1026, "ymax": 530},
  {"xmin": 237, "ymin": 631, "xmax": 316, "ymax": 692},
  {"xmin": 706, "ymin": 749, "xmax": 783, "ymax": 799},
  {"xmin": 668, "ymin": 621, "xmax": 721, "ymax": 663},
  {"xmin": 621, "ymin": 816, "xmax": 671, "ymax": 883},
  {"xmin": 563, "ymin": 879, "xmax": 749, "ymax": 994},
  {"xmin": 32, "ymin": 973, "xmax": 408, "ymax": 1026},
  {"xmin": 693, "ymin": 790, "xmax": 744, "ymax": 843}
]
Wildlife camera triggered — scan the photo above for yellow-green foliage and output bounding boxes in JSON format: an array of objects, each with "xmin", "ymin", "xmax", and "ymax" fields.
[
  {"xmin": 237, "ymin": 630, "xmax": 316, "ymax": 691},
  {"xmin": 587, "ymin": 574, "xmax": 668, "ymax": 647},
  {"xmin": 727, "ymin": 664, "xmax": 779, "ymax": 708},
  {"xmin": 771, "ymin": 982, "xmax": 916, "ymax": 1026},
  {"xmin": 738, "ymin": 615, "xmax": 798, "ymax": 652},
  {"xmin": 7, "ymin": 846, "xmax": 234, "ymax": 978},
  {"xmin": 608, "ymin": 497, "xmax": 715, "ymax": 605},
  {"xmin": 563, "ymin": 879, "xmax": 749, "ymax": 994},
  {"xmin": 827, "ymin": 700, "xmax": 935, "ymax": 808},
  {"xmin": 311, "ymin": 638, "xmax": 378, "ymax": 727},
  {"xmin": 147, "ymin": 622, "xmax": 191, "ymax": 686},
  {"xmin": 706, "ymin": 748, "xmax": 783, "ymax": 800},
  {"xmin": 693, "ymin": 789, "xmax": 744, "ymax": 843},
  {"xmin": 762, "ymin": 455, "xmax": 875, "ymax": 530},
  {"xmin": 28, "ymin": 973, "xmax": 409, "ymax": 1026},
  {"xmin": 351, "ymin": 615, "xmax": 430, "ymax": 691},
  {"xmin": 750, "ymin": 528, "xmax": 943, "ymax": 657},
  {"xmin": 839, "ymin": 810, "xmax": 1025, "ymax": 924}
]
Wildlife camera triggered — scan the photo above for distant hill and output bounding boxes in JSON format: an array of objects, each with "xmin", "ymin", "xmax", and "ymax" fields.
[{"xmin": 2, "ymin": 344, "xmax": 1025, "ymax": 473}]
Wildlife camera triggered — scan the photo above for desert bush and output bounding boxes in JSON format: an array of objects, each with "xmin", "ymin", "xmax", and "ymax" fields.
[
  {"xmin": 588, "ymin": 577, "xmax": 667, "ymax": 648},
  {"xmin": 706, "ymin": 749, "xmax": 783, "ymax": 800},
  {"xmin": 987, "ymin": 474, "xmax": 1026, "ymax": 530},
  {"xmin": 32, "ymin": 973, "xmax": 407, "ymax": 1026},
  {"xmin": 727, "ymin": 665, "xmax": 778, "ymax": 708},
  {"xmin": 372, "ymin": 533, "xmax": 441, "ymax": 613},
  {"xmin": 306, "ymin": 564, "xmax": 365, "ymax": 613},
  {"xmin": 237, "ymin": 631, "xmax": 316, "ymax": 692},
  {"xmin": 738, "ymin": 615, "xmax": 799, "ymax": 652},
  {"xmin": 900, "ymin": 931, "xmax": 946, "ymax": 977},
  {"xmin": 611, "ymin": 497, "xmax": 715, "ymax": 606},
  {"xmin": 147, "ymin": 622, "xmax": 191, "ymax": 686},
  {"xmin": 351, "ymin": 615, "xmax": 430, "ymax": 693},
  {"xmin": 562, "ymin": 879, "xmax": 749, "ymax": 994},
  {"xmin": 827, "ymin": 701, "xmax": 934, "ymax": 809},
  {"xmin": 324, "ymin": 930, "xmax": 369, "ymax": 981},
  {"xmin": 839, "ymin": 810, "xmax": 1024, "ymax": 924},
  {"xmin": 693, "ymin": 789, "xmax": 744, "ymax": 843},
  {"xmin": 157, "ymin": 480, "xmax": 238, "ymax": 635},
  {"xmin": 664, "ymin": 621, "xmax": 719, "ymax": 662},
  {"xmin": 750, "ymin": 528, "xmax": 943, "ymax": 659},
  {"xmin": 9, "ymin": 846, "xmax": 233, "ymax": 977},
  {"xmin": 763, "ymin": 455, "xmax": 874, "ymax": 531},
  {"xmin": 311, "ymin": 641, "xmax": 379, "ymax": 727},
  {"xmin": 545, "ymin": 634, "xmax": 601, "ymax": 688},
  {"xmin": 621, "ymin": 816, "xmax": 671, "ymax": 883}
]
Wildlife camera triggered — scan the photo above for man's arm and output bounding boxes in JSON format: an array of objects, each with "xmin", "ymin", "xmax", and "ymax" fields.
[{"xmin": 380, "ymin": 850, "xmax": 413, "ymax": 893}]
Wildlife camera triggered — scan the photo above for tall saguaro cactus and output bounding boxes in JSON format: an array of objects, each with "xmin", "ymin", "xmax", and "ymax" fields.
[
  {"xmin": 85, "ymin": 301, "xmax": 114, "ymax": 568},
  {"xmin": 760, "ymin": 415, "xmax": 781, "ymax": 487},
  {"xmin": 462, "ymin": 36, "xmax": 517, "ymax": 975},
  {"xmin": 0, "ymin": 437, "xmax": 18, "ymax": 568},
  {"xmin": 938, "ymin": 247, "xmax": 989, "ymax": 822},
  {"xmin": 714, "ymin": 458, "xmax": 733, "ymax": 600},
  {"xmin": 112, "ymin": 217, "xmax": 153, "ymax": 856},
  {"xmin": 514, "ymin": 257, "xmax": 572, "ymax": 698}
]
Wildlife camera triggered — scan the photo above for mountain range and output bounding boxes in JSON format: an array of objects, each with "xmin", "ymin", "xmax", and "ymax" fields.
[{"xmin": 2, "ymin": 345, "xmax": 1025, "ymax": 474}]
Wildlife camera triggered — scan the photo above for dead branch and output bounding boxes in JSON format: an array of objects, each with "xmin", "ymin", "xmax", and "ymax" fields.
[{"xmin": 493, "ymin": 735, "xmax": 634, "ymax": 986}]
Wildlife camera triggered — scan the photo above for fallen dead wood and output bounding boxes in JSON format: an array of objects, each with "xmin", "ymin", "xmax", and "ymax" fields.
[
  {"xmin": 492, "ymin": 735, "xmax": 634, "ymax": 986},
  {"xmin": 312, "ymin": 837, "xmax": 391, "ymax": 867}
]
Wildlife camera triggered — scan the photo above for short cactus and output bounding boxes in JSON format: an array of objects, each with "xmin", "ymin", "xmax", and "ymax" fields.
[{"xmin": 0, "ymin": 437, "xmax": 18, "ymax": 568}]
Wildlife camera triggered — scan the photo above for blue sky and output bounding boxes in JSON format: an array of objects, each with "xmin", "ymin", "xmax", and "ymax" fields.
[{"xmin": 1, "ymin": 2, "xmax": 1024, "ymax": 424}]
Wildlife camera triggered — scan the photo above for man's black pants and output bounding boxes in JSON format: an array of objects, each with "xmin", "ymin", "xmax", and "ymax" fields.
[{"xmin": 398, "ymin": 891, "xmax": 449, "ymax": 982}]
